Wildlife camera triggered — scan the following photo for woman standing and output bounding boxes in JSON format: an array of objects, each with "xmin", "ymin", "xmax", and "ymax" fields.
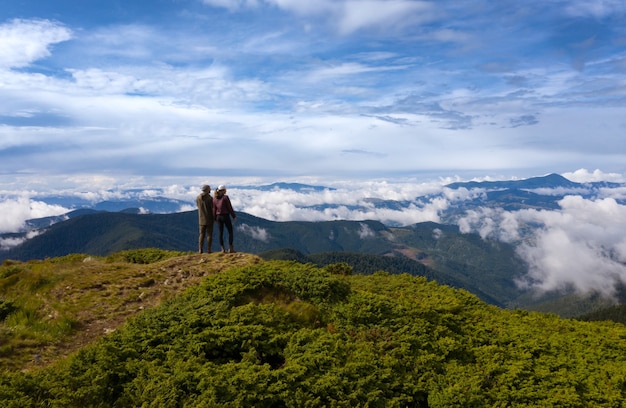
[{"xmin": 213, "ymin": 185, "xmax": 237, "ymax": 253}]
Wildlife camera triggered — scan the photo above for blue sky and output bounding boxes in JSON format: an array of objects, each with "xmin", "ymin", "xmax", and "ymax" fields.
[{"xmin": 1, "ymin": 0, "xmax": 625, "ymax": 193}]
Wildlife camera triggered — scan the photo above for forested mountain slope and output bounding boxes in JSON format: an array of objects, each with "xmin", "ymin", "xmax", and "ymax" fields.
[
  {"xmin": 0, "ymin": 212, "xmax": 529, "ymax": 309},
  {"xmin": 260, "ymin": 249, "xmax": 506, "ymax": 306}
]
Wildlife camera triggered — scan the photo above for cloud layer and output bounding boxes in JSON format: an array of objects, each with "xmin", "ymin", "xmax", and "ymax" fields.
[
  {"xmin": 3, "ymin": 168, "xmax": 626, "ymax": 299},
  {"xmin": 457, "ymin": 192, "xmax": 626, "ymax": 298},
  {"xmin": 1, "ymin": 1, "xmax": 626, "ymax": 184},
  {"xmin": 515, "ymin": 196, "xmax": 626, "ymax": 297}
]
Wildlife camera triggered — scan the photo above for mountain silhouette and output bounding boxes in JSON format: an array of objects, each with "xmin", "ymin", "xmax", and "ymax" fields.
[{"xmin": 445, "ymin": 173, "xmax": 581, "ymax": 190}]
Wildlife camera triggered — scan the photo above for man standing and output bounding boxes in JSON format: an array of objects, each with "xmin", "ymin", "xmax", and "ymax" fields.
[
  {"xmin": 196, "ymin": 184, "xmax": 214, "ymax": 253},
  {"xmin": 213, "ymin": 185, "xmax": 237, "ymax": 253}
]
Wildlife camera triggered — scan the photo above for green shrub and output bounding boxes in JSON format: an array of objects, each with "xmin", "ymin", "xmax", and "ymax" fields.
[
  {"xmin": 106, "ymin": 248, "xmax": 187, "ymax": 264},
  {"xmin": 323, "ymin": 262, "xmax": 353, "ymax": 276},
  {"xmin": 1, "ymin": 261, "xmax": 626, "ymax": 407},
  {"xmin": 0, "ymin": 265, "xmax": 22, "ymax": 279},
  {"xmin": 0, "ymin": 300, "xmax": 16, "ymax": 321},
  {"xmin": 49, "ymin": 253, "xmax": 94, "ymax": 263}
]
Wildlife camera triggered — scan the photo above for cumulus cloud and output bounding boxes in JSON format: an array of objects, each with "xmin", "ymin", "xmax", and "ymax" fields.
[
  {"xmin": 0, "ymin": 19, "xmax": 72, "ymax": 69},
  {"xmin": 358, "ymin": 222, "xmax": 375, "ymax": 238},
  {"xmin": 458, "ymin": 195, "xmax": 626, "ymax": 298},
  {"xmin": 233, "ymin": 180, "xmax": 449, "ymax": 226},
  {"xmin": 562, "ymin": 168, "xmax": 626, "ymax": 183},
  {"xmin": 0, "ymin": 197, "xmax": 69, "ymax": 233},
  {"xmin": 237, "ymin": 223, "xmax": 270, "ymax": 242},
  {"xmin": 457, "ymin": 207, "xmax": 522, "ymax": 243},
  {"xmin": 432, "ymin": 228, "xmax": 443, "ymax": 240},
  {"xmin": 0, "ymin": 230, "xmax": 41, "ymax": 251},
  {"xmin": 518, "ymin": 197, "xmax": 626, "ymax": 295}
]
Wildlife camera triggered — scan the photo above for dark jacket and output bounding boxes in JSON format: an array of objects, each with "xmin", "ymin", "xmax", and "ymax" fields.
[
  {"xmin": 196, "ymin": 192, "xmax": 213, "ymax": 225},
  {"xmin": 213, "ymin": 193, "xmax": 236, "ymax": 220}
]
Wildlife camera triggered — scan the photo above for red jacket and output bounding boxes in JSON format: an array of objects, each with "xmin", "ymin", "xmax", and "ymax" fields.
[{"xmin": 213, "ymin": 193, "xmax": 236, "ymax": 219}]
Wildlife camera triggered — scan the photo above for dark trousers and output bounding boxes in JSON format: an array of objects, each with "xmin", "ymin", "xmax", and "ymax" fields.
[
  {"xmin": 198, "ymin": 223, "xmax": 214, "ymax": 253},
  {"xmin": 216, "ymin": 214, "xmax": 234, "ymax": 248}
]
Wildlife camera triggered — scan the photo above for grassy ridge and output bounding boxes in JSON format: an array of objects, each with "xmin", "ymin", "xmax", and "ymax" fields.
[
  {"xmin": 0, "ymin": 249, "xmax": 261, "ymax": 371},
  {"xmin": 1, "ymin": 253, "xmax": 625, "ymax": 406}
]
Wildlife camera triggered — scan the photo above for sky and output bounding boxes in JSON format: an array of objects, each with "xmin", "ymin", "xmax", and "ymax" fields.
[
  {"xmin": 1, "ymin": 0, "xmax": 625, "ymax": 190},
  {"xmin": 2, "ymin": 1, "xmax": 626, "ymax": 298}
]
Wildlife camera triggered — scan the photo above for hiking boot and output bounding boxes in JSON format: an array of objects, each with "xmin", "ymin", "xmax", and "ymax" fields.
[{"xmin": 229, "ymin": 246, "xmax": 236, "ymax": 253}]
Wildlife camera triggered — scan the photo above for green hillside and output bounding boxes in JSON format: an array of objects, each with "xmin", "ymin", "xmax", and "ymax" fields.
[
  {"xmin": 2, "ymin": 211, "xmax": 533, "ymax": 311},
  {"xmin": 260, "ymin": 249, "xmax": 504, "ymax": 306},
  {"xmin": 578, "ymin": 303, "xmax": 626, "ymax": 325},
  {"xmin": 0, "ymin": 249, "xmax": 259, "ymax": 371},
  {"xmin": 0, "ymin": 212, "xmax": 397, "ymax": 262},
  {"xmin": 1, "ymin": 252, "xmax": 625, "ymax": 407}
]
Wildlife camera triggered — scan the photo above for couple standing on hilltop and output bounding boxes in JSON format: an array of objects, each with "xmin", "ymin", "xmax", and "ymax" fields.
[{"xmin": 196, "ymin": 184, "xmax": 237, "ymax": 254}]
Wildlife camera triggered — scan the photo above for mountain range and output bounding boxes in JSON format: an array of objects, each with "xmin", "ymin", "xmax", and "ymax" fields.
[
  {"xmin": 2, "ymin": 173, "xmax": 625, "ymax": 317},
  {"xmin": 20, "ymin": 174, "xmax": 624, "ymax": 224},
  {"xmin": 0, "ymin": 210, "xmax": 523, "ymax": 304}
]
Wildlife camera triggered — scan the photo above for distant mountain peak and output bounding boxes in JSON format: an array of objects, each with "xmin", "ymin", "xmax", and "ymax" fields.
[
  {"xmin": 254, "ymin": 182, "xmax": 335, "ymax": 192},
  {"xmin": 445, "ymin": 173, "xmax": 581, "ymax": 190}
]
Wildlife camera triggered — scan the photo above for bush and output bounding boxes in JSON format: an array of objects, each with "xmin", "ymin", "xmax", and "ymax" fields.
[
  {"xmin": 0, "ymin": 300, "xmax": 16, "ymax": 321},
  {"xmin": 0, "ymin": 265, "xmax": 22, "ymax": 279},
  {"xmin": 106, "ymin": 248, "xmax": 186, "ymax": 264},
  {"xmin": 323, "ymin": 262, "xmax": 353, "ymax": 276},
  {"xmin": 2, "ymin": 261, "xmax": 626, "ymax": 407}
]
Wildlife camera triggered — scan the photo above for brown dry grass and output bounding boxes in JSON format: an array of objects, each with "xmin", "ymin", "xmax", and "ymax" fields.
[{"xmin": 0, "ymin": 251, "xmax": 261, "ymax": 372}]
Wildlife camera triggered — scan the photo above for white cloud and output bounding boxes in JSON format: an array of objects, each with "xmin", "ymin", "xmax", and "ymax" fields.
[
  {"xmin": 0, "ymin": 230, "xmax": 42, "ymax": 251},
  {"xmin": 201, "ymin": 0, "xmax": 261, "ymax": 11},
  {"xmin": 458, "ymin": 195, "xmax": 626, "ymax": 298},
  {"xmin": 562, "ymin": 168, "xmax": 626, "ymax": 183},
  {"xmin": 432, "ymin": 228, "xmax": 443, "ymax": 240},
  {"xmin": 68, "ymin": 69, "xmax": 143, "ymax": 94},
  {"xmin": 563, "ymin": 0, "xmax": 626, "ymax": 18},
  {"xmin": 0, "ymin": 19, "xmax": 72, "ymax": 69},
  {"xmin": 0, "ymin": 197, "xmax": 33, "ymax": 233},
  {"xmin": 232, "ymin": 180, "xmax": 448, "ymax": 225},
  {"xmin": 457, "ymin": 207, "xmax": 522, "ymax": 242},
  {"xmin": 358, "ymin": 222, "xmax": 375, "ymax": 238},
  {"xmin": 202, "ymin": 0, "xmax": 436, "ymax": 34},
  {"xmin": 597, "ymin": 186, "xmax": 626, "ymax": 201},
  {"xmin": 335, "ymin": 0, "xmax": 436, "ymax": 34},
  {"xmin": 526, "ymin": 187, "xmax": 590, "ymax": 196},
  {"xmin": 305, "ymin": 62, "xmax": 407, "ymax": 83},
  {"xmin": 237, "ymin": 223, "xmax": 270, "ymax": 242},
  {"xmin": 0, "ymin": 197, "xmax": 69, "ymax": 233},
  {"xmin": 2, "ymin": 10, "xmax": 625, "ymax": 180}
]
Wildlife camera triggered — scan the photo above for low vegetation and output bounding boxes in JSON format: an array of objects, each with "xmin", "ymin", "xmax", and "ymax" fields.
[
  {"xmin": 0, "ymin": 248, "xmax": 260, "ymax": 371},
  {"xmin": 1, "ymin": 250, "xmax": 625, "ymax": 406}
]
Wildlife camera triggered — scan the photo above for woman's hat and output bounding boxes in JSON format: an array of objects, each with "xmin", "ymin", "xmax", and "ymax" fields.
[{"xmin": 218, "ymin": 185, "xmax": 226, "ymax": 191}]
